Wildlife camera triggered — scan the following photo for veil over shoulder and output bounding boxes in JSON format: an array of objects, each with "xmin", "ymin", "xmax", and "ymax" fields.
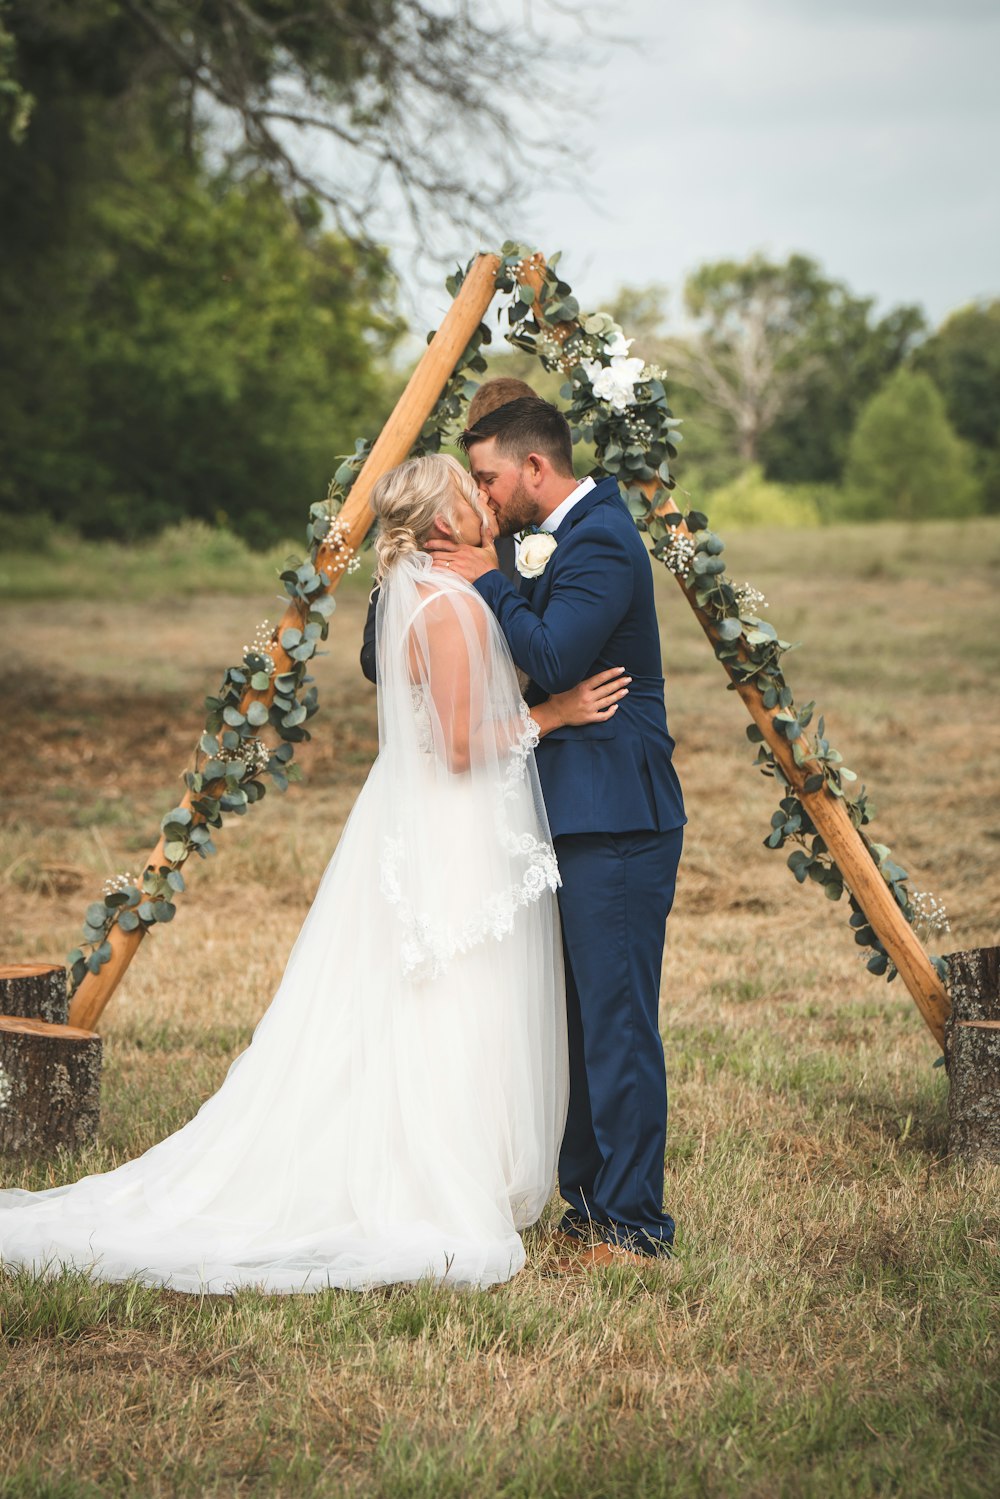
[{"xmin": 0, "ymin": 554, "xmax": 567, "ymax": 1293}]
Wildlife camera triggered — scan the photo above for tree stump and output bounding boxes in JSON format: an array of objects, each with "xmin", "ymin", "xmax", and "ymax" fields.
[
  {"xmin": 944, "ymin": 946, "xmax": 1000, "ymax": 1164},
  {"xmin": 0, "ymin": 963, "xmax": 69, "ymax": 1025},
  {"xmin": 0, "ymin": 1016, "xmax": 102, "ymax": 1155}
]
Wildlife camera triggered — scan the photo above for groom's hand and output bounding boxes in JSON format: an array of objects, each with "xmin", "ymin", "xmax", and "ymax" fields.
[{"xmin": 426, "ymin": 538, "xmax": 499, "ymax": 583}]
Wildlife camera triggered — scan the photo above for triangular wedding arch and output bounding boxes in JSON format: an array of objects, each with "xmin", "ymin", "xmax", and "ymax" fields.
[{"xmin": 65, "ymin": 248, "xmax": 950, "ymax": 1049}]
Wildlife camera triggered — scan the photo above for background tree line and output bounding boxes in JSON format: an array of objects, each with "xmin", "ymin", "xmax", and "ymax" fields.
[
  {"xmin": 0, "ymin": 0, "xmax": 565, "ymax": 548},
  {"xmin": 1, "ymin": 4, "xmax": 997, "ymax": 549},
  {"xmin": 605, "ymin": 257, "xmax": 998, "ymax": 525}
]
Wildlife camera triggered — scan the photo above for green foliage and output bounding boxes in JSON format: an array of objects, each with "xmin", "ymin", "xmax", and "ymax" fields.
[
  {"xmin": 913, "ymin": 298, "xmax": 1000, "ymax": 511},
  {"xmin": 0, "ymin": 1, "xmax": 32, "ymax": 141},
  {"xmin": 697, "ymin": 465, "xmax": 829, "ymax": 530},
  {"xmin": 0, "ymin": 5, "xmax": 401, "ymax": 545},
  {"xmin": 610, "ymin": 258, "xmax": 924, "ymax": 489},
  {"xmin": 843, "ymin": 368, "xmax": 981, "ymax": 520},
  {"xmin": 761, "ymin": 294, "xmax": 925, "ymax": 486}
]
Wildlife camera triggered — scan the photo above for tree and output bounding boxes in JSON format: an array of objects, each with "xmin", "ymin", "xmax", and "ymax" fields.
[
  {"xmin": 762, "ymin": 299, "xmax": 925, "ymax": 485},
  {"xmin": 626, "ymin": 255, "xmax": 924, "ymax": 487},
  {"xmin": 913, "ymin": 300, "xmax": 1000, "ymax": 512},
  {"xmin": 0, "ymin": 3, "xmax": 402, "ymax": 542},
  {"xmin": 1, "ymin": 0, "xmax": 573, "ymax": 251},
  {"xmin": 842, "ymin": 368, "xmax": 980, "ymax": 521}
]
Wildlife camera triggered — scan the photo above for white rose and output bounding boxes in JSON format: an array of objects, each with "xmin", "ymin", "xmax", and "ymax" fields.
[{"xmin": 516, "ymin": 532, "xmax": 558, "ymax": 578}]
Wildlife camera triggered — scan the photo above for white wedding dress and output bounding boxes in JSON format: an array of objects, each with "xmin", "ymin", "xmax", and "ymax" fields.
[{"xmin": 0, "ymin": 554, "xmax": 568, "ymax": 1293}]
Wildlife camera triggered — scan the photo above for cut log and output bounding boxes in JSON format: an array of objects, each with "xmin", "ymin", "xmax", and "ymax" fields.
[
  {"xmin": 0, "ymin": 1015, "xmax": 102, "ymax": 1155},
  {"xmin": 944, "ymin": 947, "xmax": 1000, "ymax": 1164},
  {"xmin": 0, "ymin": 964, "xmax": 69, "ymax": 1025}
]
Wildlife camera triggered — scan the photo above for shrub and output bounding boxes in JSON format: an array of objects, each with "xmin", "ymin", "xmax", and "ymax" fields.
[{"xmin": 842, "ymin": 368, "xmax": 980, "ymax": 520}]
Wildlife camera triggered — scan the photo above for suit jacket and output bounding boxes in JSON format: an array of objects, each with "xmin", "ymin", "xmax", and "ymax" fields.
[
  {"xmin": 360, "ymin": 533, "xmax": 517, "ymax": 684},
  {"xmin": 474, "ymin": 477, "xmax": 686, "ymax": 838}
]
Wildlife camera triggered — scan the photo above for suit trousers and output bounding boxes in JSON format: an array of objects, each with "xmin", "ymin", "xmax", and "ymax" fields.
[{"xmin": 554, "ymin": 826, "xmax": 683, "ymax": 1253}]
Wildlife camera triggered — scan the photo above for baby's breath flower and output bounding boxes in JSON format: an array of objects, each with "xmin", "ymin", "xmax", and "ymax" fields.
[
  {"xmin": 243, "ymin": 619, "xmax": 276, "ymax": 674},
  {"xmin": 320, "ymin": 516, "xmax": 361, "ymax": 577},
  {"xmin": 663, "ymin": 532, "xmax": 696, "ymax": 577},
  {"xmin": 908, "ymin": 889, "xmax": 950, "ymax": 939},
  {"xmin": 734, "ymin": 583, "xmax": 769, "ymax": 613},
  {"xmin": 218, "ymin": 737, "xmax": 271, "ymax": 776},
  {"xmin": 102, "ymin": 871, "xmax": 138, "ymax": 896}
]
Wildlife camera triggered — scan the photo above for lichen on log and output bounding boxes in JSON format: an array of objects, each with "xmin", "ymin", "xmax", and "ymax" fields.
[
  {"xmin": 0, "ymin": 1015, "xmax": 102, "ymax": 1156},
  {"xmin": 944, "ymin": 946, "xmax": 1000, "ymax": 1165},
  {"xmin": 0, "ymin": 964, "xmax": 69, "ymax": 1025}
]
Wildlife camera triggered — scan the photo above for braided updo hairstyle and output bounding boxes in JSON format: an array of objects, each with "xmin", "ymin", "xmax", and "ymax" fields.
[{"xmin": 371, "ymin": 454, "xmax": 486, "ymax": 581}]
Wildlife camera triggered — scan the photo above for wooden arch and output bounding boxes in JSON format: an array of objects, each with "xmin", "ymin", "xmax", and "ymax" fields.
[{"xmin": 66, "ymin": 252, "xmax": 950, "ymax": 1049}]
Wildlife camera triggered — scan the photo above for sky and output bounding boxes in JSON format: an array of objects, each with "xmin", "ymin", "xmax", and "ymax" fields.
[{"xmin": 361, "ymin": 0, "xmax": 1000, "ymax": 334}]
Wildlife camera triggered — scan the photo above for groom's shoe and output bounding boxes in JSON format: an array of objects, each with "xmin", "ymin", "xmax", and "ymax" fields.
[{"xmin": 547, "ymin": 1237, "xmax": 671, "ymax": 1275}]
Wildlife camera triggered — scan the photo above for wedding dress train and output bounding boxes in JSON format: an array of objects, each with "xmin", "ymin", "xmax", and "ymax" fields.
[{"xmin": 0, "ymin": 555, "xmax": 568, "ymax": 1292}]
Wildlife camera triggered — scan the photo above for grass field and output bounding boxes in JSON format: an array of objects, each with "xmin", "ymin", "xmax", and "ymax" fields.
[{"xmin": 1, "ymin": 517, "xmax": 999, "ymax": 1497}]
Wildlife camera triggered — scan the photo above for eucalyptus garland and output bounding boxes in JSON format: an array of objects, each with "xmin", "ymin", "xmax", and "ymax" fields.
[{"xmin": 68, "ymin": 242, "xmax": 947, "ymax": 996}]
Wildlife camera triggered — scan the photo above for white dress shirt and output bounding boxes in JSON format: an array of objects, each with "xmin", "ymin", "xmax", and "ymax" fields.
[
  {"xmin": 539, "ymin": 474, "xmax": 597, "ymax": 534},
  {"xmin": 513, "ymin": 475, "xmax": 597, "ymax": 573}
]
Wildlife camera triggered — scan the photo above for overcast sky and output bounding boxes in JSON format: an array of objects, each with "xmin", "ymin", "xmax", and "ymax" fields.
[{"xmin": 378, "ymin": 0, "xmax": 999, "ymax": 333}]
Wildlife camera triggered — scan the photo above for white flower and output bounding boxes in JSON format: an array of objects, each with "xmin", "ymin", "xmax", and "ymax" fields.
[
  {"xmin": 603, "ymin": 331, "xmax": 634, "ymax": 359},
  {"xmin": 516, "ymin": 533, "xmax": 558, "ymax": 578},
  {"xmin": 581, "ymin": 355, "xmax": 646, "ymax": 413}
]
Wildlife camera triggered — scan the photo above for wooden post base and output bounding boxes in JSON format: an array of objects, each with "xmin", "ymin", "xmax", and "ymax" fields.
[
  {"xmin": 944, "ymin": 947, "xmax": 1000, "ymax": 1164},
  {"xmin": 0, "ymin": 964, "xmax": 69, "ymax": 1025},
  {"xmin": 0, "ymin": 1015, "xmax": 102, "ymax": 1156}
]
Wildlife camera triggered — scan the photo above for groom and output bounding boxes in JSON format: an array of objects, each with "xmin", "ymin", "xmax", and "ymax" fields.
[{"xmin": 428, "ymin": 395, "xmax": 685, "ymax": 1266}]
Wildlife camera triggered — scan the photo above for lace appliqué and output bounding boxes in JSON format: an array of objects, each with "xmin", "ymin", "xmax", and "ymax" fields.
[
  {"xmin": 379, "ymin": 831, "xmax": 559, "ymax": 982},
  {"xmin": 379, "ymin": 704, "xmax": 558, "ymax": 981},
  {"xmin": 410, "ymin": 685, "xmax": 434, "ymax": 754},
  {"xmin": 503, "ymin": 701, "xmax": 540, "ymax": 798}
]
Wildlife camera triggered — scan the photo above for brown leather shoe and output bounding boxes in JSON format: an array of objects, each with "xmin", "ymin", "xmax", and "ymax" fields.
[{"xmin": 547, "ymin": 1238, "xmax": 670, "ymax": 1275}]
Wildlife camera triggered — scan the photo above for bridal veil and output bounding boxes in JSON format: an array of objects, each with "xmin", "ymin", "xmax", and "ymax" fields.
[{"xmin": 0, "ymin": 555, "xmax": 567, "ymax": 1292}]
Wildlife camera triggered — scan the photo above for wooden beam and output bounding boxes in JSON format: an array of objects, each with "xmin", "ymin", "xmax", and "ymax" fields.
[{"xmin": 69, "ymin": 253, "xmax": 502, "ymax": 1032}]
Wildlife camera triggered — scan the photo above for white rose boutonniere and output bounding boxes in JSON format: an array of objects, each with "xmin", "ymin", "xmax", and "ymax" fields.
[{"xmin": 516, "ymin": 532, "xmax": 558, "ymax": 579}]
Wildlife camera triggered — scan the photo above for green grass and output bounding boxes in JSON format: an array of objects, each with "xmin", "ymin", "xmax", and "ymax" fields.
[
  {"xmin": 0, "ymin": 517, "xmax": 377, "ymax": 603},
  {"xmin": 2, "ymin": 515, "xmax": 999, "ymax": 1495}
]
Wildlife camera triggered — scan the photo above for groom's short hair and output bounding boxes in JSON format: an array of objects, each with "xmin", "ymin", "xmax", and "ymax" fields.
[{"xmin": 461, "ymin": 396, "xmax": 575, "ymax": 478}]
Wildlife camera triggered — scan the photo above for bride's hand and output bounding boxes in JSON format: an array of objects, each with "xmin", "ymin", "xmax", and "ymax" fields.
[{"xmin": 549, "ymin": 666, "xmax": 630, "ymax": 728}]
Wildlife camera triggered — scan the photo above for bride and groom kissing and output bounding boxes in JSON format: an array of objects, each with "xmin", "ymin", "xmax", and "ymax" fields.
[{"xmin": 0, "ymin": 379, "xmax": 685, "ymax": 1293}]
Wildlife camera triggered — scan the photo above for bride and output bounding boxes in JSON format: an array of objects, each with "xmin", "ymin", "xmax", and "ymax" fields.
[{"xmin": 0, "ymin": 454, "xmax": 629, "ymax": 1293}]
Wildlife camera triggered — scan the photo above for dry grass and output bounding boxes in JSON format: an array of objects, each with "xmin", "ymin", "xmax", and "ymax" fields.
[{"xmin": 2, "ymin": 518, "xmax": 999, "ymax": 1496}]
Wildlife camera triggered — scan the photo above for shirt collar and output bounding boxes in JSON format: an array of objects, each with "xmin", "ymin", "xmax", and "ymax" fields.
[{"xmin": 539, "ymin": 474, "xmax": 596, "ymax": 534}]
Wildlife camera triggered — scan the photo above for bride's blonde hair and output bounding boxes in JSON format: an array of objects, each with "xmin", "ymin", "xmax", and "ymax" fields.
[{"xmin": 371, "ymin": 454, "xmax": 486, "ymax": 581}]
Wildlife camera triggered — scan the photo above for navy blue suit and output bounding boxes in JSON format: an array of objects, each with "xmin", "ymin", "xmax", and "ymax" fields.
[{"xmin": 475, "ymin": 476, "xmax": 685, "ymax": 1252}]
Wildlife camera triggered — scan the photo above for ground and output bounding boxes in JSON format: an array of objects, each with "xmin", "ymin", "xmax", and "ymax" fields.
[{"xmin": 1, "ymin": 518, "xmax": 998, "ymax": 1496}]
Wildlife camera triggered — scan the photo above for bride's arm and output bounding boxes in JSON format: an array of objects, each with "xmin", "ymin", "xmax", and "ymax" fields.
[
  {"xmin": 529, "ymin": 666, "xmax": 630, "ymax": 738},
  {"xmin": 409, "ymin": 592, "xmax": 488, "ymax": 774}
]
